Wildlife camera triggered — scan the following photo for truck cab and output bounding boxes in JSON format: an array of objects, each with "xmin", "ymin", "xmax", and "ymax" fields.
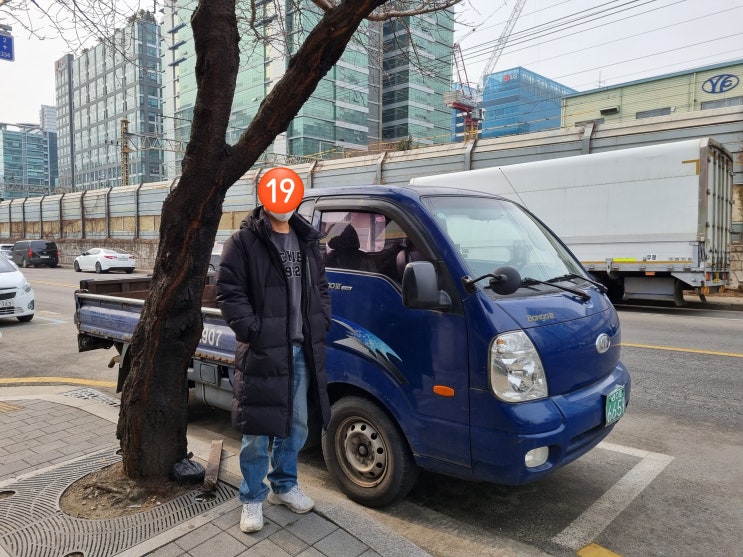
[{"xmin": 298, "ymin": 185, "xmax": 630, "ymax": 507}]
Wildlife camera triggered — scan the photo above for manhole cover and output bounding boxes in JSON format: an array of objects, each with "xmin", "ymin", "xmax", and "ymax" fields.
[{"xmin": 62, "ymin": 388, "xmax": 120, "ymax": 407}]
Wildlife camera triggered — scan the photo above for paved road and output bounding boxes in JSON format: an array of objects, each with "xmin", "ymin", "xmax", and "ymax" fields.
[{"xmin": 2, "ymin": 266, "xmax": 742, "ymax": 556}]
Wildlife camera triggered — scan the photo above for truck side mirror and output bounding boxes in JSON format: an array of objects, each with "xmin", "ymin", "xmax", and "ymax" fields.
[
  {"xmin": 489, "ymin": 266, "xmax": 521, "ymax": 295},
  {"xmin": 402, "ymin": 261, "xmax": 451, "ymax": 310}
]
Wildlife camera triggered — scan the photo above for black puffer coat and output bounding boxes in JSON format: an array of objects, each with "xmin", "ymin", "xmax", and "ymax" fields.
[{"xmin": 215, "ymin": 208, "xmax": 331, "ymax": 437}]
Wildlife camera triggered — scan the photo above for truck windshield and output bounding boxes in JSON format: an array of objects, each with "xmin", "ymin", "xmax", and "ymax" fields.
[{"xmin": 422, "ymin": 195, "xmax": 585, "ymax": 282}]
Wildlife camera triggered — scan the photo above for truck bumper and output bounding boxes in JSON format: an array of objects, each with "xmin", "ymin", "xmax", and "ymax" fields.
[{"xmin": 469, "ymin": 362, "xmax": 631, "ymax": 485}]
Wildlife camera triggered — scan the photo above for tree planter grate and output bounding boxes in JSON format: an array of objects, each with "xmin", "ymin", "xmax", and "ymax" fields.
[
  {"xmin": 62, "ymin": 388, "xmax": 121, "ymax": 407},
  {"xmin": 0, "ymin": 447, "xmax": 236, "ymax": 557}
]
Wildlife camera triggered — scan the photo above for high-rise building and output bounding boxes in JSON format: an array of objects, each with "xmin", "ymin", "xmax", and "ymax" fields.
[
  {"xmin": 0, "ymin": 123, "xmax": 57, "ymax": 200},
  {"xmin": 55, "ymin": 14, "xmax": 163, "ymax": 191},
  {"xmin": 381, "ymin": 12, "xmax": 454, "ymax": 146},
  {"xmin": 478, "ymin": 67, "xmax": 575, "ymax": 139},
  {"xmin": 39, "ymin": 106, "xmax": 58, "ymax": 190},
  {"xmin": 160, "ymin": 1, "xmax": 453, "ymax": 177},
  {"xmin": 39, "ymin": 105, "xmax": 57, "ymax": 133}
]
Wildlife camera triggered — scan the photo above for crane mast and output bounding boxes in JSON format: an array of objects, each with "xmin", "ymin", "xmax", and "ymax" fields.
[
  {"xmin": 480, "ymin": 0, "xmax": 527, "ymax": 84},
  {"xmin": 445, "ymin": 0, "xmax": 527, "ymax": 141}
]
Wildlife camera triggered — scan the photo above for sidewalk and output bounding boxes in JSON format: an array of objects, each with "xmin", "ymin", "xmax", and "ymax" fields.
[
  {"xmin": 682, "ymin": 290, "xmax": 743, "ymax": 309},
  {"xmin": 0, "ymin": 385, "xmax": 431, "ymax": 557}
]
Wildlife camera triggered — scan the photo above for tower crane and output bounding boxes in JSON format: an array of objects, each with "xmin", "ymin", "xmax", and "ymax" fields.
[
  {"xmin": 115, "ymin": 118, "xmax": 187, "ymax": 186},
  {"xmin": 445, "ymin": 0, "xmax": 527, "ymax": 141},
  {"xmin": 443, "ymin": 43, "xmax": 480, "ymax": 141}
]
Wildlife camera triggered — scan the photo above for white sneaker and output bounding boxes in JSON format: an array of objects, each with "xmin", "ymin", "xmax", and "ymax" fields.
[
  {"xmin": 267, "ymin": 486, "xmax": 315, "ymax": 513},
  {"xmin": 240, "ymin": 502, "xmax": 264, "ymax": 533}
]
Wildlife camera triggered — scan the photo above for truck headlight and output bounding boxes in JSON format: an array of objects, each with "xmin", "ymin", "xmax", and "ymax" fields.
[{"xmin": 489, "ymin": 331, "xmax": 548, "ymax": 402}]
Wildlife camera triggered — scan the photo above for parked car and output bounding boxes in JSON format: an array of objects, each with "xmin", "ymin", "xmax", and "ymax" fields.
[
  {"xmin": 209, "ymin": 242, "xmax": 224, "ymax": 272},
  {"xmin": 0, "ymin": 254, "xmax": 35, "ymax": 322},
  {"xmin": 74, "ymin": 248, "xmax": 135, "ymax": 274},
  {"xmin": 11, "ymin": 239, "xmax": 59, "ymax": 268},
  {"xmin": 0, "ymin": 244, "xmax": 13, "ymax": 259}
]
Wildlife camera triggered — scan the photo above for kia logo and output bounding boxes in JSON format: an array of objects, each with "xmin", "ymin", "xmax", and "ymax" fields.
[
  {"xmin": 702, "ymin": 74, "xmax": 739, "ymax": 94},
  {"xmin": 595, "ymin": 333, "xmax": 611, "ymax": 354}
]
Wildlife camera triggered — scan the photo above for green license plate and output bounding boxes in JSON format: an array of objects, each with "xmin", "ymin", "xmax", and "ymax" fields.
[{"xmin": 605, "ymin": 385, "xmax": 625, "ymax": 426}]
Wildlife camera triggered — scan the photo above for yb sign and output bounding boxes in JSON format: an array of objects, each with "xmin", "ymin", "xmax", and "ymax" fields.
[{"xmin": 702, "ymin": 73, "xmax": 739, "ymax": 94}]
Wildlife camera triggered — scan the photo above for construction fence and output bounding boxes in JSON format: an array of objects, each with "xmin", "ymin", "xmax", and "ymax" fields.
[{"xmin": 1, "ymin": 106, "xmax": 741, "ymax": 285}]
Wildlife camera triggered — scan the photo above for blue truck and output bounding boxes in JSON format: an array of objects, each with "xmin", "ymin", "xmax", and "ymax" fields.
[{"xmin": 75, "ymin": 185, "xmax": 630, "ymax": 507}]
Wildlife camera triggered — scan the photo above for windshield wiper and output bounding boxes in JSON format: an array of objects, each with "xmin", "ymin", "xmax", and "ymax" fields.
[
  {"xmin": 521, "ymin": 277, "xmax": 591, "ymax": 301},
  {"xmin": 546, "ymin": 273, "xmax": 608, "ymax": 293}
]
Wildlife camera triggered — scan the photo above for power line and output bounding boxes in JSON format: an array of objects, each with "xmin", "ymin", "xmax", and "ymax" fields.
[{"xmin": 456, "ymin": 0, "xmax": 741, "ymax": 88}]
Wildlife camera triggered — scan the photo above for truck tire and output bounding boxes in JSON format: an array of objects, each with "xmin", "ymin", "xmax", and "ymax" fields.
[
  {"xmin": 322, "ymin": 396, "xmax": 419, "ymax": 508},
  {"xmin": 605, "ymin": 278, "xmax": 624, "ymax": 305}
]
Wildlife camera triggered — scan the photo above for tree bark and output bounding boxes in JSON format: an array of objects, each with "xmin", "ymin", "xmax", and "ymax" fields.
[{"xmin": 117, "ymin": 0, "xmax": 388, "ymax": 478}]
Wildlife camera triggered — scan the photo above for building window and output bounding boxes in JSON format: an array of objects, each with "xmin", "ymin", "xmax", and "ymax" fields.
[
  {"xmin": 636, "ymin": 107, "xmax": 671, "ymax": 119},
  {"xmin": 732, "ymin": 222, "xmax": 743, "ymax": 244},
  {"xmin": 701, "ymin": 96, "xmax": 743, "ymax": 110}
]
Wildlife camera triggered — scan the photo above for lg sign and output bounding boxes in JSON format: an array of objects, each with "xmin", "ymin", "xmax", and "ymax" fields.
[{"xmin": 702, "ymin": 74, "xmax": 740, "ymax": 94}]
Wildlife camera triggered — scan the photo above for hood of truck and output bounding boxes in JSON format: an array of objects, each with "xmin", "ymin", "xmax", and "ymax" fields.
[{"xmin": 492, "ymin": 289, "xmax": 622, "ymax": 396}]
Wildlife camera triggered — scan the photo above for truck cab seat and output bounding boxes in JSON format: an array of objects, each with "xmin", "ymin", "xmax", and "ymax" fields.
[{"xmin": 325, "ymin": 224, "xmax": 376, "ymax": 273}]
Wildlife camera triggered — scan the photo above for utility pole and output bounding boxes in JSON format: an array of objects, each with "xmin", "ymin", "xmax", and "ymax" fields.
[
  {"xmin": 116, "ymin": 118, "xmax": 187, "ymax": 183},
  {"xmin": 121, "ymin": 118, "xmax": 132, "ymax": 186}
]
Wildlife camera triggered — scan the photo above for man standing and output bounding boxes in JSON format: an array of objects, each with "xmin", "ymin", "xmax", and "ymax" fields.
[{"xmin": 216, "ymin": 205, "xmax": 331, "ymax": 533}]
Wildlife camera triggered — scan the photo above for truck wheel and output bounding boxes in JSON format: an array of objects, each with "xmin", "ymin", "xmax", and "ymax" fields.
[
  {"xmin": 322, "ymin": 396, "xmax": 419, "ymax": 508},
  {"xmin": 605, "ymin": 279, "xmax": 624, "ymax": 305}
]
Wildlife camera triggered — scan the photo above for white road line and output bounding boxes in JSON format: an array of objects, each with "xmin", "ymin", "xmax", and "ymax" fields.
[
  {"xmin": 552, "ymin": 442, "xmax": 674, "ymax": 550},
  {"xmin": 32, "ymin": 312, "xmax": 68, "ymax": 325}
]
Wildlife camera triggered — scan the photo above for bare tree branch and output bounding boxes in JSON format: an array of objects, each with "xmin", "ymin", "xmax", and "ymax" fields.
[
  {"xmin": 368, "ymin": 0, "xmax": 462, "ymax": 21},
  {"xmin": 308, "ymin": 0, "xmax": 463, "ymax": 21}
]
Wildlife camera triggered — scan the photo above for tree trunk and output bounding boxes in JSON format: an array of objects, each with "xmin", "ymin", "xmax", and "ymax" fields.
[{"xmin": 117, "ymin": 0, "xmax": 387, "ymax": 479}]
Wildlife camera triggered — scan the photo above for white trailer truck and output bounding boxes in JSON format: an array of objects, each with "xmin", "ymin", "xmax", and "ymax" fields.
[{"xmin": 410, "ymin": 138, "xmax": 733, "ymax": 305}]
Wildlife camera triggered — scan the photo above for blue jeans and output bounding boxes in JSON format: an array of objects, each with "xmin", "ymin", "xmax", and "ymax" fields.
[{"xmin": 238, "ymin": 345, "xmax": 309, "ymax": 504}]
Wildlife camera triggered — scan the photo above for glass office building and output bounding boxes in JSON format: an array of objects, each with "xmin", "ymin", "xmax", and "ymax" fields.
[
  {"xmin": 161, "ymin": 1, "xmax": 453, "ymax": 175},
  {"xmin": 55, "ymin": 15, "xmax": 163, "ymax": 191},
  {"xmin": 0, "ymin": 124, "xmax": 57, "ymax": 200},
  {"xmin": 382, "ymin": 11, "xmax": 454, "ymax": 146},
  {"xmin": 479, "ymin": 67, "xmax": 575, "ymax": 138}
]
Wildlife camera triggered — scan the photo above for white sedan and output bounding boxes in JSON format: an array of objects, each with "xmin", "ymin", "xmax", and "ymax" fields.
[
  {"xmin": 0, "ymin": 254, "xmax": 35, "ymax": 322},
  {"xmin": 74, "ymin": 248, "xmax": 136, "ymax": 274}
]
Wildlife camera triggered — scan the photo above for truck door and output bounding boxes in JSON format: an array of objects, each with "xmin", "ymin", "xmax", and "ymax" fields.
[{"xmin": 312, "ymin": 203, "xmax": 471, "ymax": 470}]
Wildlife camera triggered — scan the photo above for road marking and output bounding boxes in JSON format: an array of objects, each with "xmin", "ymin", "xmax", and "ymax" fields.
[
  {"xmin": 577, "ymin": 542, "xmax": 622, "ymax": 557},
  {"xmin": 552, "ymin": 441, "xmax": 673, "ymax": 551},
  {"xmin": 31, "ymin": 311, "xmax": 68, "ymax": 325},
  {"xmin": 30, "ymin": 279, "xmax": 80, "ymax": 288},
  {"xmin": 620, "ymin": 342, "xmax": 743, "ymax": 358},
  {"xmin": 0, "ymin": 401, "xmax": 22, "ymax": 413},
  {"xmin": 0, "ymin": 377, "xmax": 117, "ymax": 388}
]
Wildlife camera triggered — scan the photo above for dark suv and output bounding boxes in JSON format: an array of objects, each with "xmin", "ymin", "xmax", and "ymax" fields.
[{"xmin": 11, "ymin": 240, "xmax": 59, "ymax": 268}]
